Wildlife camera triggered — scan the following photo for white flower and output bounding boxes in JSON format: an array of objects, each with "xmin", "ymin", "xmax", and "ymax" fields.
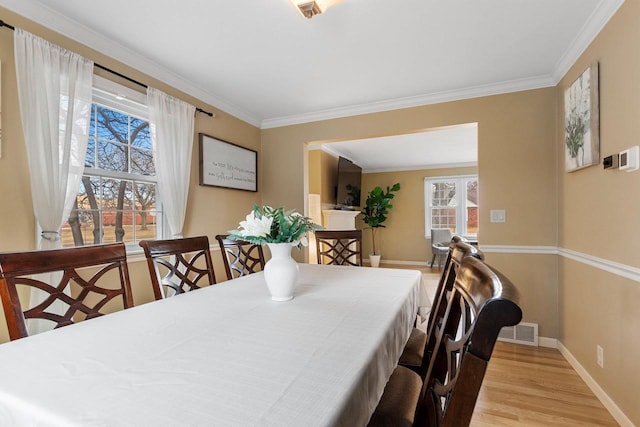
[
  {"xmin": 238, "ymin": 212, "xmax": 272, "ymax": 238},
  {"xmin": 291, "ymin": 235, "xmax": 309, "ymax": 248},
  {"xmin": 229, "ymin": 205, "xmax": 320, "ymax": 246}
]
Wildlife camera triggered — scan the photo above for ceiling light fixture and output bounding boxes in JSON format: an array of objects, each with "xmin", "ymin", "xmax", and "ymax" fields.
[
  {"xmin": 291, "ymin": 0, "xmax": 343, "ymax": 19},
  {"xmin": 294, "ymin": 1, "xmax": 323, "ymax": 18}
]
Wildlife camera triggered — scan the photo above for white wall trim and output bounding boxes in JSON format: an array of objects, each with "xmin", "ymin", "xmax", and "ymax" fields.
[
  {"xmin": 1, "ymin": 0, "xmax": 622, "ymax": 130},
  {"xmin": 538, "ymin": 337, "xmax": 558, "ymax": 349},
  {"xmin": 559, "ymin": 247, "xmax": 640, "ymax": 283},
  {"xmin": 557, "ymin": 341, "xmax": 634, "ymax": 427},
  {"xmin": 0, "ymin": 0, "xmax": 260, "ymax": 127},
  {"xmin": 551, "ymin": 0, "xmax": 625, "ymax": 83},
  {"xmin": 480, "ymin": 245, "xmax": 558, "ymax": 255},
  {"xmin": 480, "ymin": 245, "xmax": 640, "ymax": 283},
  {"xmin": 364, "ymin": 162, "xmax": 477, "ymax": 174},
  {"xmin": 365, "ymin": 246, "xmax": 640, "ymax": 284},
  {"xmin": 261, "ymin": 76, "xmax": 555, "ymax": 129},
  {"xmin": 261, "ymin": 0, "xmax": 622, "ymax": 129},
  {"xmin": 362, "ymin": 259, "xmax": 430, "ymax": 267}
]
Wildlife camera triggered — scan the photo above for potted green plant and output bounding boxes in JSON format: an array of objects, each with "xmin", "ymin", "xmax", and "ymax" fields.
[{"xmin": 361, "ymin": 183, "xmax": 400, "ymax": 267}]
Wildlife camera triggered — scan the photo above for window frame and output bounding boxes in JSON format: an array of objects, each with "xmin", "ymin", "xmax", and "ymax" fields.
[
  {"xmin": 424, "ymin": 174, "xmax": 478, "ymax": 239},
  {"xmin": 56, "ymin": 75, "xmax": 165, "ymax": 253}
]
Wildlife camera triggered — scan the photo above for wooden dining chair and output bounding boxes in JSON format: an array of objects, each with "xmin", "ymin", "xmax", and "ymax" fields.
[
  {"xmin": 215, "ymin": 234, "xmax": 266, "ymax": 281},
  {"xmin": 139, "ymin": 236, "xmax": 216, "ymax": 300},
  {"xmin": 399, "ymin": 237, "xmax": 484, "ymax": 376},
  {"xmin": 0, "ymin": 242, "xmax": 134, "ymax": 341},
  {"xmin": 368, "ymin": 256, "xmax": 522, "ymax": 427},
  {"xmin": 315, "ymin": 229, "xmax": 362, "ymax": 266}
]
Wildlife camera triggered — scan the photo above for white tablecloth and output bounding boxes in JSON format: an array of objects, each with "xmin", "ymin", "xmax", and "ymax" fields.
[{"xmin": 0, "ymin": 264, "xmax": 423, "ymax": 427}]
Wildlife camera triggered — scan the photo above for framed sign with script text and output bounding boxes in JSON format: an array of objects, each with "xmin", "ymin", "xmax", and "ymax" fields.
[{"xmin": 199, "ymin": 134, "xmax": 257, "ymax": 192}]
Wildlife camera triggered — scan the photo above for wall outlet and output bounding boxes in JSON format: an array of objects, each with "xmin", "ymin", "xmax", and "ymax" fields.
[{"xmin": 597, "ymin": 345, "xmax": 604, "ymax": 368}]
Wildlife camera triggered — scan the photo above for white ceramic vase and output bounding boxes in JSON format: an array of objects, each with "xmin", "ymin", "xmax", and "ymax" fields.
[{"xmin": 264, "ymin": 243, "xmax": 299, "ymax": 301}]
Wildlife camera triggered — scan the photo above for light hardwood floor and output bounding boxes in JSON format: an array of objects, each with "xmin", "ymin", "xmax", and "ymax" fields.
[
  {"xmin": 471, "ymin": 342, "xmax": 618, "ymax": 426},
  {"xmin": 385, "ymin": 264, "xmax": 618, "ymax": 426}
]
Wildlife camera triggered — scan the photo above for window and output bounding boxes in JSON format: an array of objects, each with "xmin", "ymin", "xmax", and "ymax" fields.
[
  {"xmin": 62, "ymin": 77, "xmax": 162, "ymax": 249},
  {"xmin": 425, "ymin": 175, "xmax": 478, "ymax": 238}
]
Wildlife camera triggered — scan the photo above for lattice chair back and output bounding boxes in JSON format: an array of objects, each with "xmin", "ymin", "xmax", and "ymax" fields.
[
  {"xmin": 416, "ymin": 256, "xmax": 522, "ymax": 427},
  {"xmin": 139, "ymin": 236, "xmax": 216, "ymax": 300},
  {"xmin": 215, "ymin": 235, "xmax": 266, "ymax": 280},
  {"xmin": 418, "ymin": 238, "xmax": 484, "ymax": 375},
  {"xmin": 315, "ymin": 230, "xmax": 362, "ymax": 266},
  {"xmin": 0, "ymin": 242, "xmax": 134, "ymax": 341}
]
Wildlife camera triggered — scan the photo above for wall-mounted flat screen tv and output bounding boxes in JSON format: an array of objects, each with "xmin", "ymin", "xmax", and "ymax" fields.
[{"xmin": 335, "ymin": 156, "xmax": 362, "ymax": 209}]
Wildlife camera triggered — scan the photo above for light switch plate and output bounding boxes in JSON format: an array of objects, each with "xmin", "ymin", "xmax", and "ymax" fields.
[{"xmin": 490, "ymin": 209, "xmax": 506, "ymax": 223}]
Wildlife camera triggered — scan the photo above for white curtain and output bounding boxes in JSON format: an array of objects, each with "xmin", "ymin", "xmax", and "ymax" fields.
[
  {"xmin": 147, "ymin": 87, "xmax": 196, "ymax": 238},
  {"xmin": 14, "ymin": 29, "xmax": 93, "ymax": 333},
  {"xmin": 14, "ymin": 29, "xmax": 93, "ymax": 249}
]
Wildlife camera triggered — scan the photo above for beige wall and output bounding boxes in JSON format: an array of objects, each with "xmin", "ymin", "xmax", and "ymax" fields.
[
  {"xmin": 0, "ymin": 7, "xmax": 261, "ymax": 342},
  {"xmin": 263, "ymin": 90, "xmax": 558, "ymax": 246},
  {"xmin": 262, "ymin": 89, "xmax": 558, "ymax": 343},
  {"xmin": 308, "ymin": 150, "xmax": 322, "ymax": 195},
  {"xmin": 308, "ymin": 149, "xmax": 338, "ymax": 205},
  {"xmin": 557, "ymin": 1, "xmax": 640, "ymax": 424},
  {"xmin": 359, "ymin": 167, "xmax": 477, "ymax": 261}
]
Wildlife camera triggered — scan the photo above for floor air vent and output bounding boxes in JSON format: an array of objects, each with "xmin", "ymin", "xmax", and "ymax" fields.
[{"xmin": 498, "ymin": 322, "xmax": 538, "ymax": 346}]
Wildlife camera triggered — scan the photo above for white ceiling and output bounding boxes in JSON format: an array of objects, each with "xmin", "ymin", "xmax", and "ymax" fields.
[
  {"xmin": 0, "ymin": 0, "xmax": 623, "ymax": 130},
  {"xmin": 311, "ymin": 123, "xmax": 478, "ymax": 172},
  {"xmin": 0, "ymin": 0, "xmax": 623, "ymax": 171}
]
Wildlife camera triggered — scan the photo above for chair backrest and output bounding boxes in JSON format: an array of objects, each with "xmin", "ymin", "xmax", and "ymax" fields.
[
  {"xmin": 0, "ymin": 242, "xmax": 134, "ymax": 341},
  {"xmin": 416, "ymin": 256, "xmax": 522, "ymax": 427},
  {"xmin": 215, "ymin": 234, "xmax": 266, "ymax": 280},
  {"xmin": 315, "ymin": 230, "xmax": 362, "ymax": 266},
  {"xmin": 420, "ymin": 238, "xmax": 484, "ymax": 376},
  {"xmin": 430, "ymin": 228, "xmax": 453, "ymax": 255},
  {"xmin": 139, "ymin": 236, "xmax": 216, "ymax": 300}
]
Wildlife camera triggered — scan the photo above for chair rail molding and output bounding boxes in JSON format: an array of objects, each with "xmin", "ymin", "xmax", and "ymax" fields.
[{"xmin": 480, "ymin": 245, "xmax": 640, "ymax": 283}]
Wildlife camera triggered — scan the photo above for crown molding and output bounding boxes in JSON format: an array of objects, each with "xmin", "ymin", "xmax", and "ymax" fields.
[
  {"xmin": 260, "ymin": 75, "xmax": 555, "ymax": 129},
  {"xmin": 1, "ymin": 0, "xmax": 623, "ymax": 130},
  {"xmin": 551, "ymin": 0, "xmax": 625, "ymax": 83},
  {"xmin": 0, "ymin": 0, "xmax": 262, "ymax": 127},
  {"xmin": 363, "ymin": 161, "xmax": 477, "ymax": 174},
  {"xmin": 259, "ymin": 0, "xmax": 625, "ymax": 129}
]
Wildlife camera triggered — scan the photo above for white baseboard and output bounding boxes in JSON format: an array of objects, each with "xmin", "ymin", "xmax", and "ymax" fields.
[
  {"xmin": 557, "ymin": 341, "xmax": 634, "ymax": 427},
  {"xmin": 363, "ymin": 259, "xmax": 430, "ymax": 267},
  {"xmin": 538, "ymin": 336, "xmax": 557, "ymax": 348}
]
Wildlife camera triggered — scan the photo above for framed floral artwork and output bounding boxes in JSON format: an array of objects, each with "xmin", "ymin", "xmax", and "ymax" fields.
[{"xmin": 564, "ymin": 62, "xmax": 599, "ymax": 172}]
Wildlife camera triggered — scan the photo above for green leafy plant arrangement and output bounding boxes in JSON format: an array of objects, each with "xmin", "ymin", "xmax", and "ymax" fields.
[
  {"xmin": 362, "ymin": 183, "xmax": 401, "ymax": 255},
  {"xmin": 228, "ymin": 205, "xmax": 321, "ymax": 248}
]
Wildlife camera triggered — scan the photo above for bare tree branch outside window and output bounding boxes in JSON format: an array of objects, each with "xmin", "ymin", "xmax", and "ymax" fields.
[{"xmin": 64, "ymin": 103, "xmax": 158, "ymax": 247}]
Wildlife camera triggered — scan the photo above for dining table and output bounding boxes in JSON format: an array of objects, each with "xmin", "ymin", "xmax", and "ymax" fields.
[{"xmin": 0, "ymin": 263, "xmax": 426, "ymax": 427}]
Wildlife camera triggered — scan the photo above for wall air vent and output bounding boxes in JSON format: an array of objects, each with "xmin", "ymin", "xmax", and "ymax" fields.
[{"xmin": 498, "ymin": 322, "xmax": 538, "ymax": 346}]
